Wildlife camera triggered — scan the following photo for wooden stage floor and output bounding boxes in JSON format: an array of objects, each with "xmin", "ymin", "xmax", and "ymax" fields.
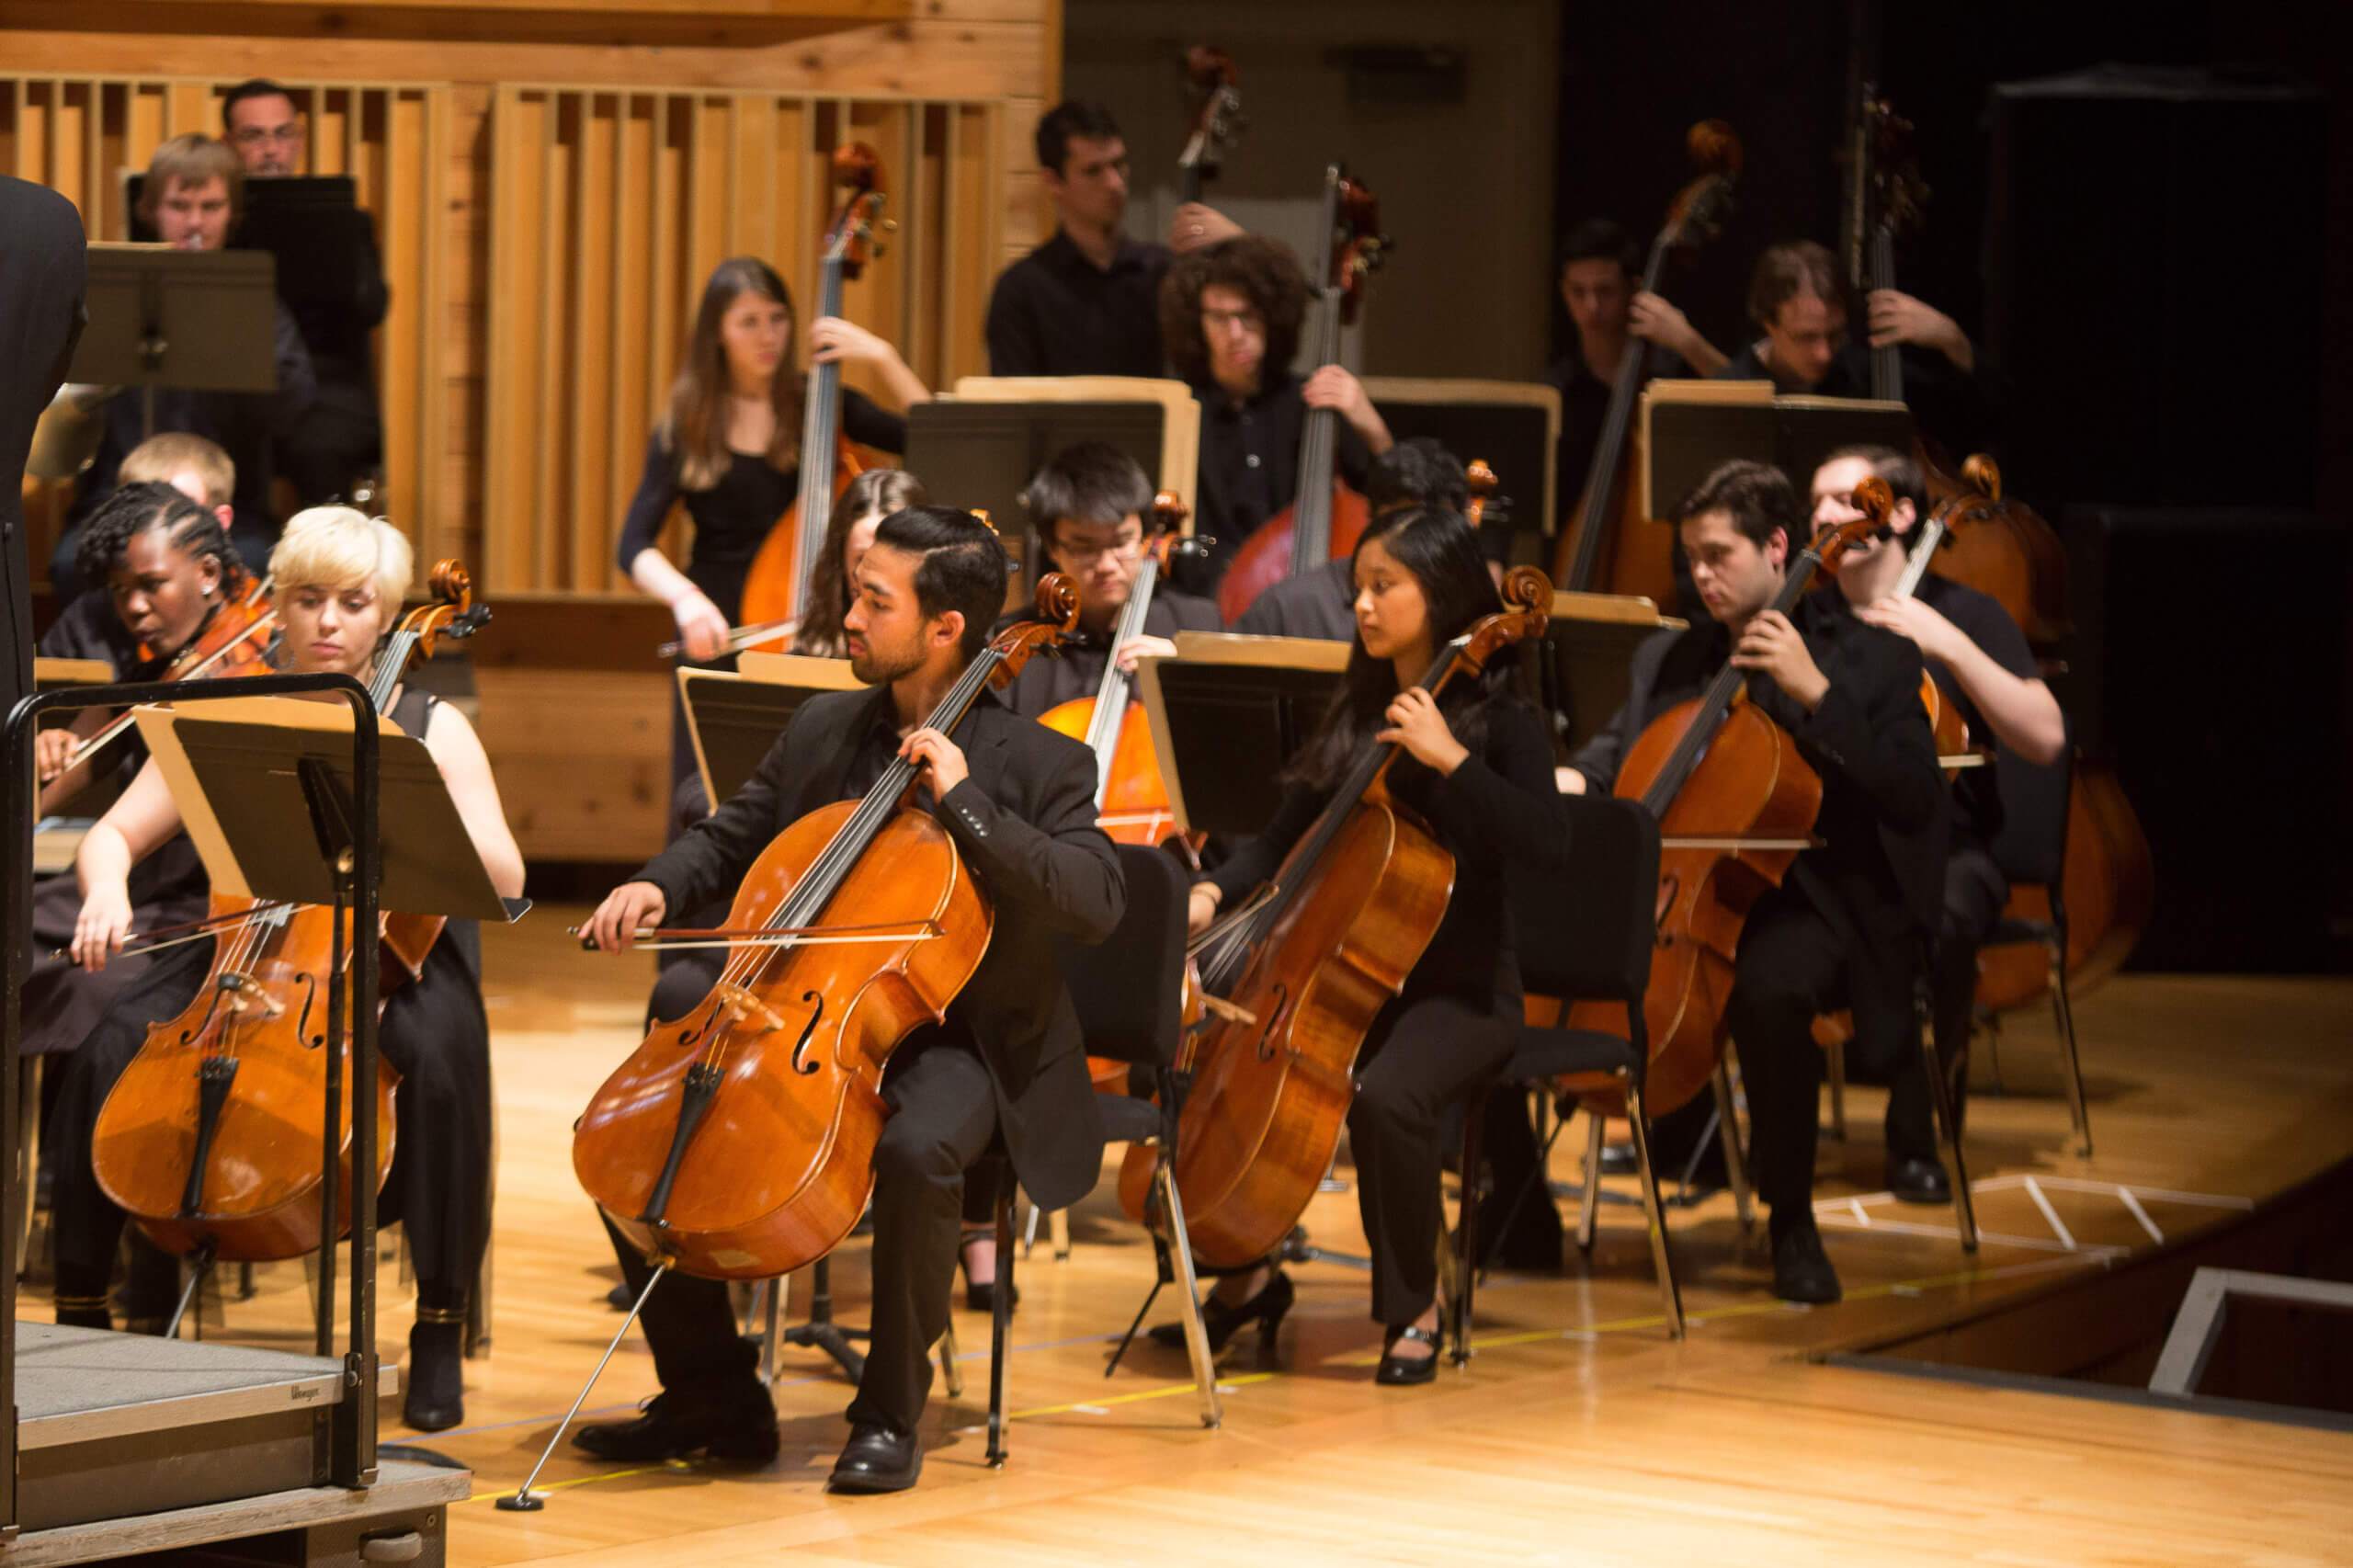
[{"xmin": 25, "ymin": 912, "xmax": 2353, "ymax": 1565}]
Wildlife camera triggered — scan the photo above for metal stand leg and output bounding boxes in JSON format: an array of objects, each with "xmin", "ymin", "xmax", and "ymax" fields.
[
  {"xmin": 984, "ymin": 1184, "xmax": 1013, "ymax": 1469},
  {"xmin": 1576, "ymin": 1110, "xmax": 1603, "ymax": 1253},
  {"xmin": 1623, "ymin": 1084, "xmax": 1684, "ymax": 1339},
  {"xmin": 1449, "ymin": 1089, "xmax": 1483, "ymax": 1367},
  {"xmin": 776, "ymin": 1256, "xmax": 867, "ymax": 1383},
  {"xmin": 165, "ymin": 1239, "xmax": 217, "ymax": 1340},
  {"xmin": 1711, "ymin": 1062, "xmax": 1755, "ymax": 1236},
  {"xmin": 497, "ymin": 1264, "xmax": 668, "ymax": 1512},
  {"xmin": 1919, "ymin": 1028, "xmax": 1978, "ymax": 1254},
  {"xmin": 2048, "ymin": 939, "xmax": 2091, "ymax": 1157}
]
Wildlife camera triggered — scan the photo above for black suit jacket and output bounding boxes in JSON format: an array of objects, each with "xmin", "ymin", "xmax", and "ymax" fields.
[
  {"xmin": 1, "ymin": 177, "xmax": 88, "ymax": 721},
  {"xmin": 1572, "ymin": 589, "xmax": 1947, "ymax": 1067},
  {"xmin": 633, "ymin": 682, "xmax": 1124, "ymax": 1209}
]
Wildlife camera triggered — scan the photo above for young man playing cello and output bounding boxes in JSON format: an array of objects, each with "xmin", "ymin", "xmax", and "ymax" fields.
[
  {"xmin": 1561, "ymin": 460, "xmax": 1947, "ymax": 1303},
  {"xmin": 580, "ymin": 506, "xmax": 1124, "ymax": 1494},
  {"xmin": 1811, "ymin": 445, "xmax": 2065, "ymax": 1195}
]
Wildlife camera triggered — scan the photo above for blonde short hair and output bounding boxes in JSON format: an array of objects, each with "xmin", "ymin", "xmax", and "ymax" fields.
[
  {"xmin": 138, "ymin": 133, "xmax": 244, "ymax": 227},
  {"xmin": 119, "ymin": 432, "xmax": 235, "ymax": 510},
  {"xmin": 269, "ymin": 506, "xmax": 413, "ymax": 609}
]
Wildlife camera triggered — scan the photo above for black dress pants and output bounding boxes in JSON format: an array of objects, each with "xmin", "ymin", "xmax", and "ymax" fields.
[
  {"xmin": 1721, "ymin": 887, "xmax": 1849, "ymax": 1231},
  {"xmin": 1885, "ymin": 847, "xmax": 2006, "ymax": 1158},
  {"xmin": 601, "ymin": 1036, "xmax": 1000, "ymax": 1435},
  {"xmin": 1348, "ymin": 991, "xmax": 1518, "ymax": 1327}
]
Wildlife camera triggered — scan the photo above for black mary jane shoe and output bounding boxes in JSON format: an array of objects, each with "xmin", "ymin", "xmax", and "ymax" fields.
[
  {"xmin": 1147, "ymin": 1267, "xmax": 1294, "ymax": 1354},
  {"xmin": 828, "ymin": 1420, "xmax": 922, "ymax": 1494},
  {"xmin": 1375, "ymin": 1324, "xmax": 1441, "ymax": 1387}
]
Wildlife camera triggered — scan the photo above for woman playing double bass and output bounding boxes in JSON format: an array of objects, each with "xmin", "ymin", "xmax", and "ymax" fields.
[
  {"xmin": 1559, "ymin": 460, "xmax": 1946, "ymax": 1305},
  {"xmin": 1166, "ymin": 505, "xmax": 1563, "ymax": 1383},
  {"xmin": 577, "ymin": 507, "xmax": 1123, "ymax": 1495},
  {"xmin": 616, "ymin": 256, "xmax": 928, "ymax": 832},
  {"xmin": 55, "ymin": 506, "xmax": 525, "ymax": 1430}
]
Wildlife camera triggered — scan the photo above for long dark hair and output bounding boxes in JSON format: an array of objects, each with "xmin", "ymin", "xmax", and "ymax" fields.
[
  {"xmin": 1283, "ymin": 505, "xmax": 1515, "ymax": 792},
  {"xmin": 662, "ymin": 256, "xmax": 805, "ymax": 491},
  {"xmin": 793, "ymin": 468, "xmax": 928, "ymax": 656}
]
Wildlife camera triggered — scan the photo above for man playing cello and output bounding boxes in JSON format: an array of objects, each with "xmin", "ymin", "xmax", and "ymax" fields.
[
  {"xmin": 579, "ymin": 506, "xmax": 1124, "ymax": 1494},
  {"xmin": 1562, "ymin": 460, "xmax": 1946, "ymax": 1303}
]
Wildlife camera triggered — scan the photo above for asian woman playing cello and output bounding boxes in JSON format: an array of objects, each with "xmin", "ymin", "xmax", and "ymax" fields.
[
  {"xmin": 1170, "ymin": 504, "xmax": 1565, "ymax": 1383},
  {"xmin": 54, "ymin": 506, "xmax": 526, "ymax": 1433}
]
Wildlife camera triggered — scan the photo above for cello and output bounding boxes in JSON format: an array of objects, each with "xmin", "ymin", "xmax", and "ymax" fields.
[
  {"xmin": 89, "ymin": 563, "xmax": 489, "ymax": 1266},
  {"xmin": 1562, "ymin": 509, "xmax": 1885, "ymax": 1118},
  {"xmin": 735, "ymin": 143, "xmax": 892, "ymax": 649},
  {"xmin": 1548, "ymin": 121, "xmax": 1742, "ymax": 611},
  {"xmin": 1214, "ymin": 166, "xmax": 1388, "ymax": 624},
  {"xmin": 1122, "ymin": 567, "xmax": 1552, "ymax": 1268},
  {"xmin": 572, "ymin": 576, "xmax": 1081, "ymax": 1281},
  {"xmin": 1038, "ymin": 492, "xmax": 1200, "ymax": 852}
]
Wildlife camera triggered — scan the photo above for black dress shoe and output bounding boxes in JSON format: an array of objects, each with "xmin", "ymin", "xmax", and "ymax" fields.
[
  {"xmin": 573, "ymin": 1387, "xmax": 780, "ymax": 1465},
  {"xmin": 403, "ymin": 1319, "xmax": 466, "ymax": 1432},
  {"xmin": 1769, "ymin": 1223, "xmax": 1842, "ymax": 1304},
  {"xmin": 1147, "ymin": 1267, "xmax": 1293, "ymax": 1353},
  {"xmin": 828, "ymin": 1419, "xmax": 921, "ymax": 1494},
  {"xmin": 1597, "ymin": 1142, "xmax": 1639, "ymax": 1176},
  {"xmin": 1888, "ymin": 1153, "xmax": 1951, "ymax": 1206},
  {"xmin": 964, "ymin": 1278, "xmax": 1019, "ymax": 1313},
  {"xmin": 1375, "ymin": 1324, "xmax": 1440, "ymax": 1386}
]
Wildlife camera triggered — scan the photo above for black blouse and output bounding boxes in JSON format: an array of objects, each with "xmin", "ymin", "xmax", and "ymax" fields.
[
  {"xmin": 614, "ymin": 389, "xmax": 905, "ymax": 621},
  {"xmin": 1206, "ymin": 691, "xmax": 1564, "ymax": 1014}
]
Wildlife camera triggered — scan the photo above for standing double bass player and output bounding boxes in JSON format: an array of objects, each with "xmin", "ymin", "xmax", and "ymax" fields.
[
  {"xmin": 578, "ymin": 507, "xmax": 1124, "ymax": 1495},
  {"xmin": 1559, "ymin": 460, "xmax": 1946, "ymax": 1304}
]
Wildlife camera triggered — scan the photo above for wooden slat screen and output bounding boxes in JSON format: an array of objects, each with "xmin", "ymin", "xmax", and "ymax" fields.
[
  {"xmin": 483, "ymin": 85, "xmax": 1005, "ymax": 596},
  {"xmin": 0, "ymin": 74, "xmax": 451, "ymax": 571}
]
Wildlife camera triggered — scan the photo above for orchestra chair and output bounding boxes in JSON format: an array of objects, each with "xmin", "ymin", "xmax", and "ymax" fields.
[
  {"xmin": 1970, "ymin": 737, "xmax": 2093, "ymax": 1157},
  {"xmin": 1078, "ymin": 844, "xmax": 1222, "ymax": 1430},
  {"xmin": 1454, "ymin": 793, "xmax": 1683, "ymax": 1361}
]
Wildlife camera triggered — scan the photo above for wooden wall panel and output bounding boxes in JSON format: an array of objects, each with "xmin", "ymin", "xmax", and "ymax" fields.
[
  {"xmin": 0, "ymin": 73, "xmax": 449, "ymax": 580},
  {"xmin": 483, "ymin": 83, "xmax": 1006, "ymax": 595}
]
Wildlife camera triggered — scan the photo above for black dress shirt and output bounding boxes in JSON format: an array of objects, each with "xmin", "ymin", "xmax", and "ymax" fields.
[
  {"xmin": 1230, "ymin": 558, "xmax": 1354, "ymax": 642},
  {"xmin": 984, "ymin": 230, "xmax": 1173, "ymax": 379},
  {"xmin": 1188, "ymin": 372, "xmax": 1370, "ymax": 588},
  {"xmin": 1717, "ymin": 337, "xmax": 1996, "ymax": 461},
  {"xmin": 1543, "ymin": 339, "xmax": 1692, "ymax": 529}
]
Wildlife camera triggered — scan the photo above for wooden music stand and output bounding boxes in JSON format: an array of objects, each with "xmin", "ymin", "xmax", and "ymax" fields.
[
  {"xmin": 1641, "ymin": 380, "xmax": 1913, "ymax": 517},
  {"xmin": 676, "ymin": 653, "xmax": 860, "ymax": 812},
  {"xmin": 1133, "ymin": 631, "xmax": 1348, "ymax": 837}
]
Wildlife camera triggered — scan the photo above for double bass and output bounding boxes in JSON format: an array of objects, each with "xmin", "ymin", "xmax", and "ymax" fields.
[
  {"xmin": 1561, "ymin": 510, "xmax": 1884, "ymax": 1117},
  {"xmin": 573, "ymin": 578, "xmax": 1080, "ymax": 1280},
  {"xmin": 735, "ymin": 143, "xmax": 892, "ymax": 650},
  {"xmin": 90, "ymin": 563, "xmax": 489, "ymax": 1265},
  {"xmin": 1215, "ymin": 165, "xmax": 1388, "ymax": 624},
  {"xmin": 1548, "ymin": 121, "xmax": 1742, "ymax": 611},
  {"xmin": 1177, "ymin": 45, "xmax": 1245, "ymax": 202},
  {"xmin": 1123, "ymin": 568, "xmax": 1552, "ymax": 1267}
]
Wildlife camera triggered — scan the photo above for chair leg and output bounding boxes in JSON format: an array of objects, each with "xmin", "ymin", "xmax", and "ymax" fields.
[
  {"xmin": 1021, "ymin": 1200, "xmax": 1040, "ymax": 1258},
  {"xmin": 757, "ymin": 1275, "xmax": 780, "ymax": 1384},
  {"xmin": 1575, "ymin": 1110, "xmax": 1602, "ymax": 1254},
  {"xmin": 1825, "ymin": 1035, "xmax": 1848, "ymax": 1142},
  {"xmin": 1450, "ymin": 1087, "xmax": 1483, "ymax": 1366},
  {"xmin": 938, "ymin": 1312, "xmax": 965, "ymax": 1400},
  {"xmin": 1049, "ymin": 1207, "xmax": 1071, "ymax": 1262},
  {"xmin": 1711, "ymin": 1061, "xmax": 1755, "ymax": 1236},
  {"xmin": 1622, "ymin": 1082, "xmax": 1684, "ymax": 1340},
  {"xmin": 2047, "ymin": 936, "xmax": 2091, "ymax": 1157},
  {"xmin": 985, "ymin": 1179, "xmax": 1014, "ymax": 1468},
  {"xmin": 1155, "ymin": 1151, "xmax": 1222, "ymax": 1426},
  {"xmin": 1919, "ymin": 1025, "xmax": 1978, "ymax": 1255}
]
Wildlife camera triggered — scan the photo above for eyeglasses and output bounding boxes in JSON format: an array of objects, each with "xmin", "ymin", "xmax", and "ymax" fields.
[
  {"xmin": 231, "ymin": 126, "xmax": 303, "ymax": 146},
  {"xmin": 1054, "ymin": 531, "xmax": 1144, "ymax": 565},
  {"xmin": 1200, "ymin": 306, "xmax": 1263, "ymax": 335}
]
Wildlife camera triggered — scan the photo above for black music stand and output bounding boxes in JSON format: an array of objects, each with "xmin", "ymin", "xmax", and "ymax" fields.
[
  {"xmin": 1537, "ymin": 594, "xmax": 1684, "ymax": 756},
  {"xmin": 1361, "ymin": 379, "xmax": 1561, "ymax": 544},
  {"xmin": 678, "ymin": 653, "xmax": 860, "ymax": 811},
  {"xmin": 1641, "ymin": 380, "xmax": 1913, "ymax": 516},
  {"xmin": 73, "ymin": 245, "xmax": 279, "ymax": 443},
  {"xmin": 1132, "ymin": 633, "xmax": 1347, "ymax": 838},
  {"xmin": 906, "ymin": 399, "xmax": 1172, "ymax": 589}
]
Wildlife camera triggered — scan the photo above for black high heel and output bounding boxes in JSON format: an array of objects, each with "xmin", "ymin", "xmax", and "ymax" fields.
[
  {"xmin": 1376, "ymin": 1323, "xmax": 1440, "ymax": 1386},
  {"xmin": 1147, "ymin": 1267, "xmax": 1294, "ymax": 1354}
]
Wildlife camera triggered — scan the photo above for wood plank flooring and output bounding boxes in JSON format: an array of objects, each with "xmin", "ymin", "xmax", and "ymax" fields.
[{"xmin": 24, "ymin": 911, "xmax": 2353, "ymax": 1566}]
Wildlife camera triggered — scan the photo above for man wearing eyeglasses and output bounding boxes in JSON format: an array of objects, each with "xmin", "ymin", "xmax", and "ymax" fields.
[{"xmin": 222, "ymin": 79, "xmax": 390, "ymax": 510}]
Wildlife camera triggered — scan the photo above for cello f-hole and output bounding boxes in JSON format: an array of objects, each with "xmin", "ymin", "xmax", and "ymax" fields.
[
  {"xmin": 790, "ymin": 990, "xmax": 826, "ymax": 1075},
  {"xmin": 1254, "ymin": 983, "xmax": 1290, "ymax": 1062},
  {"xmin": 292, "ymin": 971, "xmax": 322, "ymax": 1048}
]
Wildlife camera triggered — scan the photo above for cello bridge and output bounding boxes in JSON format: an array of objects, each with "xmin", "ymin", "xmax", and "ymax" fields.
[
  {"xmin": 216, "ymin": 971, "xmax": 284, "ymax": 1018},
  {"xmin": 707, "ymin": 983, "xmax": 787, "ymax": 1035}
]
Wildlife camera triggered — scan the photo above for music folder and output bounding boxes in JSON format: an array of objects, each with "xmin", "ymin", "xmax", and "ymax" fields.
[
  {"xmin": 679, "ymin": 652, "xmax": 862, "ymax": 811},
  {"xmin": 133, "ymin": 697, "xmax": 522, "ymax": 923},
  {"xmin": 1641, "ymin": 380, "xmax": 1914, "ymax": 518},
  {"xmin": 1133, "ymin": 632, "xmax": 1348, "ymax": 838}
]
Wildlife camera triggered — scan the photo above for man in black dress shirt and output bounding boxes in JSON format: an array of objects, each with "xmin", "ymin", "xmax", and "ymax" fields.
[
  {"xmin": 984, "ymin": 103, "xmax": 1171, "ymax": 379},
  {"xmin": 1001, "ymin": 441, "xmax": 1221, "ymax": 716},
  {"xmin": 1563, "ymin": 460, "xmax": 1946, "ymax": 1303},
  {"xmin": 1717, "ymin": 241, "xmax": 1994, "ymax": 460},
  {"xmin": 579, "ymin": 506, "xmax": 1123, "ymax": 1494},
  {"xmin": 1161, "ymin": 234, "xmax": 1390, "ymax": 598},
  {"xmin": 1232, "ymin": 437, "xmax": 1468, "ymax": 643},
  {"xmin": 222, "ymin": 79, "xmax": 392, "ymax": 507},
  {"xmin": 1811, "ymin": 445, "xmax": 2065, "ymax": 1199}
]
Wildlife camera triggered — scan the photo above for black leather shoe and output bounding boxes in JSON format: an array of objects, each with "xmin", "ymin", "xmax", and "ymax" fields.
[
  {"xmin": 403, "ymin": 1319, "xmax": 465, "ymax": 1432},
  {"xmin": 1597, "ymin": 1142, "xmax": 1639, "ymax": 1176},
  {"xmin": 1375, "ymin": 1324, "xmax": 1440, "ymax": 1386},
  {"xmin": 1769, "ymin": 1223, "xmax": 1842, "ymax": 1304},
  {"xmin": 573, "ymin": 1387, "xmax": 779, "ymax": 1465},
  {"xmin": 828, "ymin": 1419, "xmax": 921, "ymax": 1494},
  {"xmin": 1888, "ymin": 1153, "xmax": 1951, "ymax": 1206},
  {"xmin": 1147, "ymin": 1267, "xmax": 1293, "ymax": 1353}
]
